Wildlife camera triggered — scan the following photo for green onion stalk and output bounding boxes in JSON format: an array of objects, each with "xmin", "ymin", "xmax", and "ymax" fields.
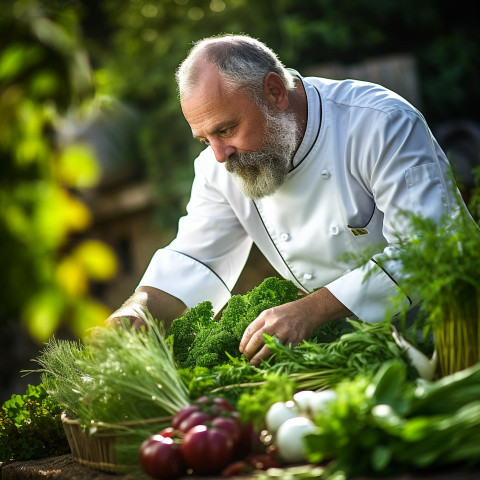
[{"xmin": 432, "ymin": 297, "xmax": 480, "ymax": 376}]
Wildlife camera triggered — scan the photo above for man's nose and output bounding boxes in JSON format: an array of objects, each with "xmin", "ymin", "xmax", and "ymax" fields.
[{"xmin": 210, "ymin": 139, "xmax": 235, "ymax": 163}]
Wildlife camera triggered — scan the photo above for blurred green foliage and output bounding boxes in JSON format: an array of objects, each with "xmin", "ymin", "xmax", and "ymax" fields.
[{"xmin": 1, "ymin": 0, "xmax": 117, "ymax": 341}]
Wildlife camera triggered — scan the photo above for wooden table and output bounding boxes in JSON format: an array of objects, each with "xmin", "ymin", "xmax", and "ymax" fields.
[{"xmin": 1, "ymin": 455, "xmax": 480, "ymax": 480}]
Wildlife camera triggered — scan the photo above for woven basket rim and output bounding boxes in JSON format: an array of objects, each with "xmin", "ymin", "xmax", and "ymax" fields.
[{"xmin": 62, "ymin": 412, "xmax": 172, "ymax": 473}]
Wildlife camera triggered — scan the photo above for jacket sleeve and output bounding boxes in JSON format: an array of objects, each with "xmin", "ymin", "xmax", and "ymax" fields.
[
  {"xmin": 325, "ymin": 108, "xmax": 463, "ymax": 322},
  {"xmin": 137, "ymin": 151, "xmax": 252, "ymax": 315}
]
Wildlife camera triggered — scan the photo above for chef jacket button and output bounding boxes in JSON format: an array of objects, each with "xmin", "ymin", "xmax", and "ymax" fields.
[
  {"xmin": 321, "ymin": 169, "xmax": 331, "ymax": 179},
  {"xmin": 345, "ymin": 268, "xmax": 352, "ymax": 273},
  {"xmin": 303, "ymin": 272, "xmax": 314, "ymax": 281},
  {"xmin": 330, "ymin": 225, "xmax": 339, "ymax": 235},
  {"xmin": 279, "ymin": 232, "xmax": 290, "ymax": 241}
]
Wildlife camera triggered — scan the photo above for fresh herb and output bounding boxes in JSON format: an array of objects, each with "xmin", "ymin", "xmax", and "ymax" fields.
[
  {"xmin": 180, "ymin": 354, "xmax": 266, "ymax": 403},
  {"xmin": 308, "ymin": 317, "xmax": 352, "ymax": 344},
  {"xmin": 0, "ymin": 384, "xmax": 69, "ymax": 463},
  {"xmin": 167, "ymin": 277, "xmax": 303, "ymax": 369},
  {"xmin": 32, "ymin": 313, "xmax": 190, "ymax": 426},
  {"xmin": 264, "ymin": 319, "xmax": 418, "ymax": 388},
  {"xmin": 32, "ymin": 338, "xmax": 91, "ymax": 419},
  {"xmin": 76, "ymin": 315, "xmax": 189, "ymax": 424},
  {"xmin": 180, "ymin": 319, "xmax": 417, "ymax": 426},
  {"xmin": 383, "ymin": 202, "xmax": 480, "ymax": 376}
]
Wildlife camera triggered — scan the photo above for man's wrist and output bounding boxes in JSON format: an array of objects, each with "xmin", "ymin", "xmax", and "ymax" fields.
[{"xmin": 306, "ymin": 287, "xmax": 352, "ymax": 329}]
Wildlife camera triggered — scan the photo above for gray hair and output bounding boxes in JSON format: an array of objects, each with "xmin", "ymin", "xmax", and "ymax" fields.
[{"xmin": 175, "ymin": 34, "xmax": 295, "ymax": 103}]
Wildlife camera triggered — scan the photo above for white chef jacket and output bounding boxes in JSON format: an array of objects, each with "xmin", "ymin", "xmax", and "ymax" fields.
[{"xmin": 138, "ymin": 73, "xmax": 461, "ymax": 323}]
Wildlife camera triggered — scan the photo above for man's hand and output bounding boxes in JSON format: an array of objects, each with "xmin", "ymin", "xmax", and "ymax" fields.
[
  {"xmin": 105, "ymin": 303, "xmax": 150, "ymax": 330},
  {"xmin": 239, "ymin": 287, "xmax": 352, "ymax": 366},
  {"xmin": 105, "ymin": 286, "xmax": 187, "ymax": 331}
]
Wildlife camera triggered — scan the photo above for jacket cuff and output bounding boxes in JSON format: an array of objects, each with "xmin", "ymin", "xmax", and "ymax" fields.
[
  {"xmin": 137, "ymin": 248, "xmax": 231, "ymax": 315},
  {"xmin": 325, "ymin": 260, "xmax": 411, "ymax": 323}
]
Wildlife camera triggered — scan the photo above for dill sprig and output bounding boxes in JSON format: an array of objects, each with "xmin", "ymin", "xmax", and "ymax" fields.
[{"xmin": 30, "ymin": 338, "xmax": 91, "ymax": 419}]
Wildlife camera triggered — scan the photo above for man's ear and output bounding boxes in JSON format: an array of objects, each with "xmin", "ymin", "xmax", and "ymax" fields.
[{"xmin": 262, "ymin": 72, "xmax": 289, "ymax": 111}]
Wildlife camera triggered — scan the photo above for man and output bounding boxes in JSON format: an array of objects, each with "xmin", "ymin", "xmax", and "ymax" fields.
[{"xmin": 107, "ymin": 34, "xmax": 462, "ymax": 366}]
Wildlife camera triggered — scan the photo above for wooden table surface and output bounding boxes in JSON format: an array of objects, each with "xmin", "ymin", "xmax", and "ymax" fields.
[{"xmin": 2, "ymin": 455, "xmax": 480, "ymax": 480}]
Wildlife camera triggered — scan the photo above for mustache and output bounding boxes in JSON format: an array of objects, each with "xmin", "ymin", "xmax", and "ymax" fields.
[{"xmin": 225, "ymin": 150, "xmax": 275, "ymax": 173}]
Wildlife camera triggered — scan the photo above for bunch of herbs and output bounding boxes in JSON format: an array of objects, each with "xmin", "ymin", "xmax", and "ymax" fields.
[
  {"xmin": 32, "ymin": 338, "xmax": 91, "ymax": 419},
  {"xmin": 187, "ymin": 319, "xmax": 418, "ymax": 423},
  {"xmin": 77, "ymin": 315, "xmax": 189, "ymax": 424},
  {"xmin": 264, "ymin": 319, "xmax": 418, "ymax": 389},
  {"xmin": 32, "ymin": 313, "xmax": 189, "ymax": 427},
  {"xmin": 383, "ymin": 203, "xmax": 480, "ymax": 375}
]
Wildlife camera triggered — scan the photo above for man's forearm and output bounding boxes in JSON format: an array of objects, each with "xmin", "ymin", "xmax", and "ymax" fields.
[
  {"xmin": 105, "ymin": 286, "xmax": 187, "ymax": 330},
  {"xmin": 305, "ymin": 287, "xmax": 353, "ymax": 327}
]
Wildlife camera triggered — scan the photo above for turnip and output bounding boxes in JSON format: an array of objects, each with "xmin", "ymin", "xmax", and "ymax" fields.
[{"xmin": 276, "ymin": 416, "xmax": 316, "ymax": 463}]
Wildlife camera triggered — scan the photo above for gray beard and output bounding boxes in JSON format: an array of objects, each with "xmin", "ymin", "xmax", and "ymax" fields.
[{"xmin": 225, "ymin": 107, "xmax": 301, "ymax": 199}]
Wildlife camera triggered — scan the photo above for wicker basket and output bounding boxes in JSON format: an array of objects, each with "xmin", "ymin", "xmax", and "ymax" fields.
[{"xmin": 62, "ymin": 413, "xmax": 171, "ymax": 473}]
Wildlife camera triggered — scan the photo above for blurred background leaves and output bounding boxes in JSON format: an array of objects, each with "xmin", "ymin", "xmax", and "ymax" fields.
[{"xmin": 0, "ymin": 0, "xmax": 117, "ymax": 344}]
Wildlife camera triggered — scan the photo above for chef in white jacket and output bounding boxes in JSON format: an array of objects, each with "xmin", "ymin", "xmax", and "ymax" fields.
[{"xmin": 107, "ymin": 34, "xmax": 463, "ymax": 365}]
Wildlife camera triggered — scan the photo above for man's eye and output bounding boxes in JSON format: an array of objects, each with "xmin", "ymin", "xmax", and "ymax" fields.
[
  {"xmin": 219, "ymin": 127, "xmax": 233, "ymax": 137},
  {"xmin": 201, "ymin": 138, "xmax": 210, "ymax": 145}
]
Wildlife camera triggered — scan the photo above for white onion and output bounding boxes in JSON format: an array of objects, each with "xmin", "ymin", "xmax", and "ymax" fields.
[
  {"xmin": 265, "ymin": 400, "xmax": 298, "ymax": 434},
  {"xmin": 276, "ymin": 416, "xmax": 316, "ymax": 463},
  {"xmin": 308, "ymin": 390, "xmax": 337, "ymax": 416},
  {"xmin": 293, "ymin": 390, "xmax": 316, "ymax": 414}
]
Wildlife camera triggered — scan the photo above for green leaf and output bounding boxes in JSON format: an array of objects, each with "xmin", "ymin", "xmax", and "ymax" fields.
[
  {"xmin": 366, "ymin": 361, "xmax": 411, "ymax": 414},
  {"xmin": 0, "ymin": 44, "xmax": 43, "ymax": 80},
  {"xmin": 371, "ymin": 444, "xmax": 393, "ymax": 471}
]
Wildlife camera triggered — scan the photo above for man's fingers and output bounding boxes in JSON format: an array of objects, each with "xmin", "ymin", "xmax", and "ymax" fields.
[
  {"xmin": 249, "ymin": 345, "xmax": 272, "ymax": 367},
  {"xmin": 239, "ymin": 316, "xmax": 265, "ymax": 353},
  {"xmin": 241, "ymin": 328, "xmax": 267, "ymax": 359}
]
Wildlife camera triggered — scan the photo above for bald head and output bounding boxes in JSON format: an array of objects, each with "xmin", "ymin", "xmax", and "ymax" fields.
[{"xmin": 175, "ymin": 34, "xmax": 295, "ymax": 103}]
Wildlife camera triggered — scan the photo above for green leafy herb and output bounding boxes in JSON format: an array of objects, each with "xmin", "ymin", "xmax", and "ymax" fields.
[
  {"xmin": 236, "ymin": 373, "xmax": 296, "ymax": 431},
  {"xmin": 179, "ymin": 354, "xmax": 266, "ymax": 403},
  {"xmin": 0, "ymin": 384, "xmax": 69, "ymax": 463},
  {"xmin": 31, "ymin": 338, "xmax": 91, "ymax": 419},
  {"xmin": 167, "ymin": 277, "xmax": 303, "ymax": 369},
  {"xmin": 383, "ymin": 202, "xmax": 480, "ymax": 375},
  {"xmin": 264, "ymin": 319, "xmax": 418, "ymax": 389},
  {"xmin": 75, "ymin": 315, "xmax": 189, "ymax": 425}
]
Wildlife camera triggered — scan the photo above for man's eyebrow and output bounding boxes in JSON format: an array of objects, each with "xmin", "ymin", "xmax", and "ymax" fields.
[{"xmin": 192, "ymin": 121, "xmax": 237, "ymax": 140}]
